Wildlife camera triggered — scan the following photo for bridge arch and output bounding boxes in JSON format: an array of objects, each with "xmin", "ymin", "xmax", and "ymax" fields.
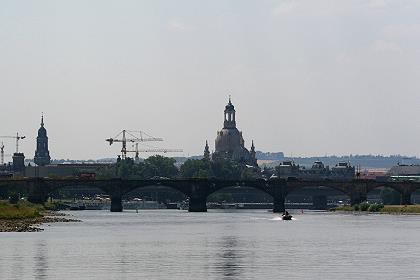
[
  {"xmin": 207, "ymin": 185, "xmax": 273, "ymax": 202},
  {"xmin": 366, "ymin": 183, "xmax": 401, "ymax": 194},
  {"xmin": 286, "ymin": 183, "xmax": 350, "ymax": 196},
  {"xmin": 205, "ymin": 182, "xmax": 273, "ymax": 209},
  {"xmin": 285, "ymin": 182, "xmax": 351, "ymax": 210},
  {"xmin": 410, "ymin": 188, "xmax": 420, "ymax": 204},
  {"xmin": 205, "ymin": 181, "xmax": 272, "ymax": 198},
  {"xmin": 122, "ymin": 184, "xmax": 188, "ymax": 209},
  {"xmin": 7, "ymin": 178, "xmax": 420, "ymax": 213},
  {"xmin": 367, "ymin": 182, "xmax": 420, "ymax": 205}
]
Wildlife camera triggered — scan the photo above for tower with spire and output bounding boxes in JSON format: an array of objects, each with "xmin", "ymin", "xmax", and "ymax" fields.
[
  {"xmin": 34, "ymin": 114, "xmax": 51, "ymax": 166},
  {"xmin": 250, "ymin": 140, "xmax": 257, "ymax": 166},
  {"xmin": 203, "ymin": 140, "xmax": 210, "ymax": 160}
]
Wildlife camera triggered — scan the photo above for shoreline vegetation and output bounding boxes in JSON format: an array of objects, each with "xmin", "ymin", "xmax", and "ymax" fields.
[
  {"xmin": 333, "ymin": 203, "xmax": 420, "ymax": 214},
  {"xmin": 0, "ymin": 201, "xmax": 79, "ymax": 232}
]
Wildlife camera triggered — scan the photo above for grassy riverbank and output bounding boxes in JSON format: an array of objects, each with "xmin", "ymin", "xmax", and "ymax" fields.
[
  {"xmin": 381, "ymin": 205, "xmax": 420, "ymax": 214},
  {"xmin": 333, "ymin": 203, "xmax": 420, "ymax": 214},
  {"xmin": 0, "ymin": 200, "xmax": 79, "ymax": 232},
  {"xmin": 0, "ymin": 200, "xmax": 42, "ymax": 219}
]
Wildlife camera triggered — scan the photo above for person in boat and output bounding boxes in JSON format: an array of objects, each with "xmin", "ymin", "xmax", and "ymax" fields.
[{"xmin": 282, "ymin": 211, "xmax": 292, "ymax": 220}]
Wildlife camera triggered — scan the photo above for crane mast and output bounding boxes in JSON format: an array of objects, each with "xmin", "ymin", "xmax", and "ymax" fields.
[
  {"xmin": 106, "ymin": 130, "xmax": 164, "ymax": 159},
  {"xmin": 0, "ymin": 142, "xmax": 4, "ymax": 165}
]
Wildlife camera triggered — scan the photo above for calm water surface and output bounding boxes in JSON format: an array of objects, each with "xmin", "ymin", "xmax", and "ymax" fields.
[{"xmin": 1, "ymin": 210, "xmax": 420, "ymax": 280}]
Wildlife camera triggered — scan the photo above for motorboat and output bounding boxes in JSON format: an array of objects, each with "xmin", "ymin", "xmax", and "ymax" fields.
[{"xmin": 282, "ymin": 212, "xmax": 293, "ymax": 220}]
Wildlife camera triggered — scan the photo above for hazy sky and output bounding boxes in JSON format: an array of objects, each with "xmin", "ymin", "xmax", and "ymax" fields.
[{"xmin": 1, "ymin": 0, "xmax": 420, "ymax": 160}]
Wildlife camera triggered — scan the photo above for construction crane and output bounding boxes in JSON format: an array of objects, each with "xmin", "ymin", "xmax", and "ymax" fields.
[
  {"xmin": 0, "ymin": 142, "xmax": 13, "ymax": 165},
  {"xmin": 106, "ymin": 130, "xmax": 164, "ymax": 160},
  {"xmin": 0, "ymin": 142, "xmax": 4, "ymax": 165},
  {"xmin": 127, "ymin": 143, "xmax": 183, "ymax": 162},
  {"xmin": 0, "ymin": 133, "xmax": 26, "ymax": 153}
]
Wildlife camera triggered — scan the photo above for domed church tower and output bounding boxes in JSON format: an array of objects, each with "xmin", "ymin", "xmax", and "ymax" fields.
[
  {"xmin": 34, "ymin": 115, "xmax": 51, "ymax": 166},
  {"xmin": 223, "ymin": 98, "xmax": 236, "ymax": 129},
  {"xmin": 212, "ymin": 97, "xmax": 257, "ymax": 166}
]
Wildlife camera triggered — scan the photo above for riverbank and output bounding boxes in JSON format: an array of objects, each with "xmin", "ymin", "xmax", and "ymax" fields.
[
  {"xmin": 333, "ymin": 204, "xmax": 420, "ymax": 214},
  {"xmin": 0, "ymin": 201, "xmax": 80, "ymax": 232}
]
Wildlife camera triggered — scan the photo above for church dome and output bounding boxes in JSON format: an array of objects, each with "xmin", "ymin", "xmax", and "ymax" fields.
[{"xmin": 215, "ymin": 128, "xmax": 241, "ymax": 154}]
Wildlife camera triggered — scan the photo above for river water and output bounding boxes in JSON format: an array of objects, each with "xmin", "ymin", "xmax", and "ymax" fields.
[{"xmin": 1, "ymin": 210, "xmax": 420, "ymax": 280}]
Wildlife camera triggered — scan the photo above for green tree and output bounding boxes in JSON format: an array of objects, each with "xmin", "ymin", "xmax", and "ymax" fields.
[
  {"xmin": 180, "ymin": 159, "xmax": 211, "ymax": 178},
  {"xmin": 140, "ymin": 155, "xmax": 179, "ymax": 179},
  {"xmin": 180, "ymin": 158, "xmax": 261, "ymax": 180},
  {"xmin": 210, "ymin": 158, "xmax": 243, "ymax": 179},
  {"xmin": 241, "ymin": 166, "xmax": 260, "ymax": 179},
  {"xmin": 101, "ymin": 156, "xmax": 180, "ymax": 179},
  {"xmin": 116, "ymin": 157, "xmax": 139, "ymax": 179}
]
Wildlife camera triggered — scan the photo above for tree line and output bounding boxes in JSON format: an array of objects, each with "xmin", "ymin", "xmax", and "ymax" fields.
[{"xmin": 96, "ymin": 155, "xmax": 260, "ymax": 180}]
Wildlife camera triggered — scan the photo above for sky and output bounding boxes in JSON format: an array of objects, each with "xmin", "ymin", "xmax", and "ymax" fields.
[{"xmin": 1, "ymin": 0, "xmax": 420, "ymax": 160}]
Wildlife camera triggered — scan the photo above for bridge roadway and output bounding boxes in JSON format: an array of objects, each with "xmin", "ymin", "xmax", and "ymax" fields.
[{"xmin": 1, "ymin": 178, "xmax": 419, "ymax": 212}]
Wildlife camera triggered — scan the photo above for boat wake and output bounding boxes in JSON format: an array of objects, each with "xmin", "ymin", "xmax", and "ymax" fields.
[{"xmin": 251, "ymin": 216, "xmax": 297, "ymax": 221}]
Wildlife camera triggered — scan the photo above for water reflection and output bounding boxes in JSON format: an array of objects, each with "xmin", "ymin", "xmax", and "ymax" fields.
[
  {"xmin": 10, "ymin": 241, "xmax": 24, "ymax": 280},
  {"xmin": 216, "ymin": 236, "xmax": 243, "ymax": 279},
  {"xmin": 117, "ymin": 241, "xmax": 128, "ymax": 276},
  {"xmin": 34, "ymin": 240, "xmax": 48, "ymax": 280},
  {"xmin": 2, "ymin": 211, "xmax": 420, "ymax": 280}
]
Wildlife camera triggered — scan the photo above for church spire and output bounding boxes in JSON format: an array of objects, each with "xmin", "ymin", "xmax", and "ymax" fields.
[
  {"xmin": 41, "ymin": 113, "xmax": 44, "ymax": 127},
  {"xmin": 204, "ymin": 140, "xmax": 210, "ymax": 160},
  {"xmin": 250, "ymin": 140, "xmax": 257, "ymax": 166}
]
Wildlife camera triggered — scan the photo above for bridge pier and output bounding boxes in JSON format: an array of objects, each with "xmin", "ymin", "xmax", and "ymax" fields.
[
  {"xmin": 27, "ymin": 180, "xmax": 49, "ymax": 205},
  {"xmin": 110, "ymin": 194, "xmax": 123, "ymax": 212},
  {"xmin": 272, "ymin": 181, "xmax": 287, "ymax": 213},
  {"xmin": 400, "ymin": 191, "xmax": 412, "ymax": 205},
  {"xmin": 350, "ymin": 191, "xmax": 367, "ymax": 206},
  {"xmin": 188, "ymin": 196, "xmax": 207, "ymax": 212},
  {"xmin": 27, "ymin": 194, "xmax": 48, "ymax": 205},
  {"xmin": 312, "ymin": 195, "xmax": 328, "ymax": 210},
  {"xmin": 273, "ymin": 195, "xmax": 285, "ymax": 213}
]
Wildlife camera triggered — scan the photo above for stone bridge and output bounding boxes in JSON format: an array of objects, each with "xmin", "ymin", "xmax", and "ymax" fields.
[{"xmin": 1, "ymin": 178, "xmax": 419, "ymax": 212}]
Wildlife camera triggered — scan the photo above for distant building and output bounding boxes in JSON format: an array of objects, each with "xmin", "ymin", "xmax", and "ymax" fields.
[
  {"xmin": 388, "ymin": 164, "xmax": 420, "ymax": 176},
  {"xmin": 276, "ymin": 160, "xmax": 355, "ymax": 180},
  {"xmin": 359, "ymin": 168, "xmax": 389, "ymax": 180},
  {"xmin": 330, "ymin": 162, "xmax": 356, "ymax": 179},
  {"xmin": 34, "ymin": 115, "xmax": 51, "ymax": 166},
  {"xmin": 25, "ymin": 163, "xmax": 111, "ymax": 178},
  {"xmin": 12, "ymin": 153, "xmax": 25, "ymax": 172},
  {"xmin": 208, "ymin": 98, "xmax": 257, "ymax": 166},
  {"xmin": 276, "ymin": 160, "xmax": 300, "ymax": 178}
]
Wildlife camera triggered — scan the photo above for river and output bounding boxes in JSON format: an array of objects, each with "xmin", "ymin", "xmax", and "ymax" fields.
[{"xmin": 1, "ymin": 210, "xmax": 420, "ymax": 279}]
